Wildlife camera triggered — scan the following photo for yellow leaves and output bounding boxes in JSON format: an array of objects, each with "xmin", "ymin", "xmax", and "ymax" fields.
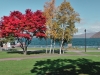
[
  {"xmin": 69, "ymin": 12, "xmax": 80, "ymax": 23},
  {"xmin": 51, "ymin": 30, "xmax": 57, "ymax": 39},
  {"xmin": 59, "ymin": 0, "xmax": 73, "ymax": 13},
  {"xmin": 43, "ymin": 0, "xmax": 55, "ymax": 20},
  {"xmin": 54, "ymin": 0, "xmax": 80, "ymax": 42},
  {"xmin": 43, "ymin": 0, "xmax": 80, "ymax": 43},
  {"xmin": 43, "ymin": 0, "xmax": 56, "ymax": 39},
  {"xmin": 64, "ymin": 28, "xmax": 71, "ymax": 39},
  {"xmin": 57, "ymin": 0, "xmax": 80, "ymax": 24}
]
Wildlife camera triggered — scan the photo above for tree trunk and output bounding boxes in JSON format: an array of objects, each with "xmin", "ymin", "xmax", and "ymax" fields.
[
  {"xmin": 46, "ymin": 39, "xmax": 48, "ymax": 54},
  {"xmin": 60, "ymin": 25, "xmax": 64, "ymax": 54},
  {"xmin": 60, "ymin": 40, "xmax": 63, "ymax": 54},
  {"xmin": 49, "ymin": 39, "xmax": 53, "ymax": 54},
  {"xmin": 23, "ymin": 46, "xmax": 27, "ymax": 55},
  {"xmin": 63, "ymin": 49, "xmax": 64, "ymax": 54},
  {"xmin": 46, "ymin": 47, "xmax": 48, "ymax": 54},
  {"xmin": 62, "ymin": 46, "xmax": 64, "ymax": 54},
  {"xmin": 23, "ymin": 50, "xmax": 27, "ymax": 55},
  {"xmin": 52, "ymin": 40, "xmax": 55, "ymax": 54}
]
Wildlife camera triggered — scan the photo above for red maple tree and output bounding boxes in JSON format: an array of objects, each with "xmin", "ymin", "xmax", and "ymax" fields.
[{"xmin": 0, "ymin": 9, "xmax": 46, "ymax": 54}]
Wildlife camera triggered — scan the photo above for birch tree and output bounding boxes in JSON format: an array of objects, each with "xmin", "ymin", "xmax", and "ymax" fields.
[
  {"xmin": 43, "ymin": 0, "xmax": 56, "ymax": 54},
  {"xmin": 56, "ymin": 0, "xmax": 80, "ymax": 54}
]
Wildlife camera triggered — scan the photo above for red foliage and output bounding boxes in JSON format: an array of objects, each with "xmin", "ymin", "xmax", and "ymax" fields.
[{"xmin": 0, "ymin": 9, "xmax": 46, "ymax": 39}]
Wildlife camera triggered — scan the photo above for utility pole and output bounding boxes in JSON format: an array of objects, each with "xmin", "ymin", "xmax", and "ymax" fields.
[{"xmin": 84, "ymin": 29, "xmax": 86, "ymax": 52}]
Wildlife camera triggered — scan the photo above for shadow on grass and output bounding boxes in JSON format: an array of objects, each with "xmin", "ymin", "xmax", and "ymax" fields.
[
  {"xmin": 27, "ymin": 50, "xmax": 46, "ymax": 55},
  {"xmin": 31, "ymin": 58, "xmax": 100, "ymax": 75},
  {"xmin": 7, "ymin": 50, "xmax": 46, "ymax": 54},
  {"xmin": 7, "ymin": 49, "xmax": 63, "ymax": 55},
  {"xmin": 2, "ymin": 48, "xmax": 18, "ymax": 51}
]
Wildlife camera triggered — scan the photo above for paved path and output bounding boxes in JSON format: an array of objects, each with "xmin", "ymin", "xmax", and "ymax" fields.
[{"xmin": 0, "ymin": 54, "xmax": 87, "ymax": 61}]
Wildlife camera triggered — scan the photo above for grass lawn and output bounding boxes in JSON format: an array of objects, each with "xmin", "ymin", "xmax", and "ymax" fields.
[
  {"xmin": 0, "ymin": 47, "xmax": 100, "ymax": 59},
  {"xmin": 0, "ymin": 47, "xmax": 50, "ymax": 59},
  {"xmin": 0, "ymin": 48, "xmax": 100, "ymax": 75},
  {"xmin": 10, "ymin": 47, "xmax": 49, "ymax": 51},
  {"xmin": 0, "ymin": 50, "xmax": 79, "ymax": 59},
  {"xmin": 78, "ymin": 47, "xmax": 97, "ymax": 50},
  {"xmin": 84, "ymin": 52, "xmax": 100, "ymax": 55},
  {"xmin": 0, "ymin": 51, "xmax": 27, "ymax": 58},
  {"xmin": 0, "ymin": 56, "xmax": 100, "ymax": 75},
  {"xmin": 12, "ymin": 47, "xmax": 98, "ymax": 51}
]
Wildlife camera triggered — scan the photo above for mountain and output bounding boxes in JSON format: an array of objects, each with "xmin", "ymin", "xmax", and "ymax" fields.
[
  {"xmin": 73, "ymin": 32, "xmax": 96, "ymax": 38},
  {"xmin": 91, "ymin": 31, "xmax": 100, "ymax": 38}
]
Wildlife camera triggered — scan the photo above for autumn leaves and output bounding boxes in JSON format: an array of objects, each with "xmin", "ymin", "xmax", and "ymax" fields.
[
  {"xmin": 0, "ymin": 0, "xmax": 80, "ymax": 54},
  {"xmin": 0, "ymin": 9, "xmax": 46, "ymax": 54},
  {"xmin": 44, "ymin": 0, "xmax": 80, "ymax": 54}
]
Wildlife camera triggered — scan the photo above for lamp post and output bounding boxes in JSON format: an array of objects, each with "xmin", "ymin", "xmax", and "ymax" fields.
[{"xmin": 84, "ymin": 29, "xmax": 86, "ymax": 52}]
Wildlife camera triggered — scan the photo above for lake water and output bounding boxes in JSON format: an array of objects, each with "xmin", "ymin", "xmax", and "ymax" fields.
[{"xmin": 28, "ymin": 38, "xmax": 100, "ymax": 48}]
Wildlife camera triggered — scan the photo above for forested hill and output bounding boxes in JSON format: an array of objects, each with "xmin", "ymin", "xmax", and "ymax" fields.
[
  {"xmin": 73, "ymin": 32, "xmax": 96, "ymax": 38},
  {"xmin": 91, "ymin": 32, "xmax": 100, "ymax": 38}
]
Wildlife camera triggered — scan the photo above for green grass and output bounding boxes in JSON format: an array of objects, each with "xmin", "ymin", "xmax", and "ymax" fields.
[
  {"xmin": 65, "ymin": 52, "xmax": 79, "ymax": 55},
  {"xmin": 0, "ymin": 48, "xmax": 49, "ymax": 59},
  {"xmin": 66, "ymin": 47, "xmax": 98, "ymax": 50},
  {"xmin": 0, "ymin": 48, "xmax": 100, "ymax": 75},
  {"xmin": 78, "ymin": 47, "xmax": 97, "ymax": 50},
  {"xmin": 0, "ymin": 51, "xmax": 26, "ymax": 58},
  {"xmin": 0, "ymin": 56, "xmax": 100, "ymax": 75},
  {"xmin": 12, "ymin": 47, "xmax": 48, "ymax": 50},
  {"xmin": 4, "ymin": 46, "xmax": 98, "ymax": 51},
  {"xmin": 0, "ymin": 47, "xmax": 100, "ymax": 59},
  {"xmin": 14, "ymin": 47, "xmax": 60, "ymax": 51},
  {"xmin": 0, "ymin": 50, "xmax": 80, "ymax": 59},
  {"xmin": 84, "ymin": 52, "xmax": 100, "ymax": 55}
]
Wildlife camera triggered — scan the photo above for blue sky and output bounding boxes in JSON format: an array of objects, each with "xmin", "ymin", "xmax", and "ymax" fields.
[{"xmin": 0, "ymin": 0, "xmax": 100, "ymax": 35}]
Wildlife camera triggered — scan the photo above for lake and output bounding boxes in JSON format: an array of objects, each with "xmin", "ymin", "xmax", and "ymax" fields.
[{"xmin": 27, "ymin": 38, "xmax": 100, "ymax": 48}]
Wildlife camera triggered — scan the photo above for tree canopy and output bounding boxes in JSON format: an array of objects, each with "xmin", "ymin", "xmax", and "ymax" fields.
[{"xmin": 0, "ymin": 9, "xmax": 46, "ymax": 54}]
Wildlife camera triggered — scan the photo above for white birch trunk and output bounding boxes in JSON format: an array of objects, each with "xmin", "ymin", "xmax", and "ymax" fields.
[
  {"xmin": 45, "ymin": 39, "xmax": 48, "ymax": 54},
  {"xmin": 60, "ymin": 24, "xmax": 64, "ymax": 54},
  {"xmin": 63, "ymin": 49, "xmax": 64, "ymax": 54},
  {"xmin": 52, "ymin": 40, "xmax": 55, "ymax": 54},
  {"xmin": 46, "ymin": 47, "xmax": 48, "ymax": 54},
  {"xmin": 60, "ymin": 40, "xmax": 63, "ymax": 54},
  {"xmin": 49, "ymin": 39, "xmax": 53, "ymax": 54},
  {"xmin": 62, "ymin": 46, "xmax": 64, "ymax": 54}
]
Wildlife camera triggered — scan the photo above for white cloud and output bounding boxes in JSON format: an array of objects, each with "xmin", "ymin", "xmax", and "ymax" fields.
[
  {"xmin": 76, "ymin": 27, "xmax": 85, "ymax": 35},
  {"xmin": 76, "ymin": 18, "xmax": 88, "ymax": 25},
  {"xmin": 88, "ymin": 22, "xmax": 100, "ymax": 33},
  {"xmin": 75, "ymin": 21, "xmax": 100, "ymax": 35}
]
